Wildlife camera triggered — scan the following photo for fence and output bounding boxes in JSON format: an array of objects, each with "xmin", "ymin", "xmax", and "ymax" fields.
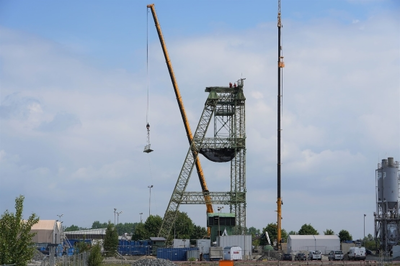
[{"xmin": 40, "ymin": 252, "xmax": 88, "ymax": 266}]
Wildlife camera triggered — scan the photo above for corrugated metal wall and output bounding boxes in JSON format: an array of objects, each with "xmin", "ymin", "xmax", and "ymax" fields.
[{"xmin": 217, "ymin": 235, "xmax": 252, "ymax": 259}]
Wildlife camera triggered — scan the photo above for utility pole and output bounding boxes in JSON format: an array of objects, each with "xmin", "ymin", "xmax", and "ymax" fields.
[
  {"xmin": 364, "ymin": 214, "xmax": 366, "ymax": 244},
  {"xmin": 148, "ymin": 185, "xmax": 153, "ymax": 217},
  {"xmin": 117, "ymin": 211, "xmax": 122, "ymax": 225},
  {"xmin": 276, "ymin": 0, "xmax": 285, "ymax": 250}
]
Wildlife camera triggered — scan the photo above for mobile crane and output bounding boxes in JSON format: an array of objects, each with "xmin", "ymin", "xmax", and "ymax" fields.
[
  {"xmin": 276, "ymin": 0, "xmax": 285, "ymax": 250},
  {"xmin": 147, "ymin": 3, "xmax": 214, "ymax": 237}
]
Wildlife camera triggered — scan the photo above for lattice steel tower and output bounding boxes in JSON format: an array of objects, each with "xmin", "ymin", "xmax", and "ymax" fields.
[{"xmin": 158, "ymin": 79, "xmax": 247, "ymax": 239}]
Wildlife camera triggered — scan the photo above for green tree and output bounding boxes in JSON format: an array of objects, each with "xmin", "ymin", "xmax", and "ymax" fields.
[
  {"xmin": 260, "ymin": 223, "xmax": 288, "ymax": 245},
  {"xmin": 0, "ymin": 195, "xmax": 39, "ymax": 266},
  {"xmin": 338, "ymin": 229, "xmax": 352, "ymax": 242},
  {"xmin": 260, "ymin": 223, "xmax": 277, "ymax": 245},
  {"xmin": 103, "ymin": 222, "xmax": 118, "ymax": 257},
  {"xmin": 324, "ymin": 229, "xmax": 334, "ymax": 235},
  {"xmin": 116, "ymin": 222, "xmax": 137, "ymax": 236},
  {"xmin": 65, "ymin": 224, "xmax": 80, "ymax": 231},
  {"xmin": 281, "ymin": 229, "xmax": 288, "ymax": 243},
  {"xmin": 87, "ymin": 243, "xmax": 103, "ymax": 266},
  {"xmin": 144, "ymin": 215, "xmax": 163, "ymax": 238},
  {"xmin": 173, "ymin": 212, "xmax": 194, "ymax": 239},
  {"xmin": 190, "ymin": 225, "xmax": 207, "ymax": 240},
  {"xmin": 298, "ymin": 224, "xmax": 319, "ymax": 235},
  {"xmin": 288, "ymin": 231, "xmax": 297, "ymax": 235},
  {"xmin": 132, "ymin": 222, "xmax": 147, "ymax": 241},
  {"xmin": 75, "ymin": 240, "xmax": 91, "ymax": 254},
  {"xmin": 91, "ymin": 221, "xmax": 107, "ymax": 229},
  {"xmin": 363, "ymin": 234, "xmax": 377, "ymax": 250},
  {"xmin": 247, "ymin": 227, "xmax": 260, "ymax": 236}
]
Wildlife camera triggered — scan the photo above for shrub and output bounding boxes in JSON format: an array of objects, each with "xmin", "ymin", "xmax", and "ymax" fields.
[{"xmin": 87, "ymin": 243, "xmax": 103, "ymax": 266}]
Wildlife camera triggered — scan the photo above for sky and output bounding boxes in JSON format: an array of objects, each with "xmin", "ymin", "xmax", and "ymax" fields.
[{"xmin": 0, "ymin": 0, "xmax": 399, "ymax": 241}]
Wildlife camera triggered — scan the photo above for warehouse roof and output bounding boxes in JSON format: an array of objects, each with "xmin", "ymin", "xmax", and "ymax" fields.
[
  {"xmin": 64, "ymin": 228, "xmax": 107, "ymax": 235},
  {"xmin": 288, "ymin": 235, "xmax": 339, "ymax": 240},
  {"xmin": 31, "ymin": 220, "xmax": 57, "ymax": 230}
]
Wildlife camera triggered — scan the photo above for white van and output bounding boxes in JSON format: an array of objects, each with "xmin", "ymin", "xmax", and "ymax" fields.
[
  {"xmin": 308, "ymin": 250, "xmax": 322, "ymax": 260},
  {"xmin": 223, "ymin": 246, "xmax": 242, "ymax": 260},
  {"xmin": 348, "ymin": 247, "xmax": 366, "ymax": 260}
]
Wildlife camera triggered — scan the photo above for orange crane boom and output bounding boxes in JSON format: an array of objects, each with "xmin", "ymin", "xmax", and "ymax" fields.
[
  {"xmin": 276, "ymin": 0, "xmax": 284, "ymax": 250},
  {"xmin": 147, "ymin": 3, "xmax": 214, "ymax": 233}
]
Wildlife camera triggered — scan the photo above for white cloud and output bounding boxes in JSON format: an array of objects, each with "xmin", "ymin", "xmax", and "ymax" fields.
[{"xmin": 0, "ymin": 4, "xmax": 398, "ymax": 238}]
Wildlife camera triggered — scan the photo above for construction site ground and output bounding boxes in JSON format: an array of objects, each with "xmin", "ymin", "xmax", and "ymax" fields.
[{"xmin": 100, "ymin": 255, "xmax": 398, "ymax": 266}]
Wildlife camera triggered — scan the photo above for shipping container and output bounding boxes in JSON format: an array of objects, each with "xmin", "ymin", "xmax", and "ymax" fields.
[
  {"xmin": 157, "ymin": 247, "xmax": 199, "ymax": 261},
  {"xmin": 218, "ymin": 235, "xmax": 252, "ymax": 259},
  {"xmin": 186, "ymin": 249, "xmax": 200, "ymax": 260},
  {"xmin": 196, "ymin": 239, "xmax": 211, "ymax": 254},
  {"xmin": 173, "ymin": 239, "xmax": 190, "ymax": 248}
]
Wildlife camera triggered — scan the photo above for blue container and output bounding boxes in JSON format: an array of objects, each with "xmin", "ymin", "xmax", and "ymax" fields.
[
  {"xmin": 157, "ymin": 248, "xmax": 199, "ymax": 261},
  {"xmin": 67, "ymin": 247, "xmax": 75, "ymax": 256}
]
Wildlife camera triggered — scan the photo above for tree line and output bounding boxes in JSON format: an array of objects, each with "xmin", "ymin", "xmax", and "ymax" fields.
[
  {"xmin": 1, "ymin": 195, "xmax": 376, "ymax": 266},
  {"xmin": 65, "ymin": 211, "xmax": 208, "ymax": 242},
  {"xmin": 65, "ymin": 215, "xmax": 360, "ymax": 247}
]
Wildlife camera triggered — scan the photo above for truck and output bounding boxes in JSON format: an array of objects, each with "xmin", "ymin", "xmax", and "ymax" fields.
[
  {"xmin": 348, "ymin": 247, "xmax": 366, "ymax": 260},
  {"xmin": 223, "ymin": 246, "xmax": 242, "ymax": 260}
]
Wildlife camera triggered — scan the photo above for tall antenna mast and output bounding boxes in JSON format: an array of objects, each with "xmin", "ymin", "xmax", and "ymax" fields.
[{"xmin": 277, "ymin": 0, "xmax": 285, "ymax": 250}]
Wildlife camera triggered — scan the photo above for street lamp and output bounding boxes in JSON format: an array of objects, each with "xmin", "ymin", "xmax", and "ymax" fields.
[
  {"xmin": 217, "ymin": 206, "xmax": 224, "ymax": 236},
  {"xmin": 364, "ymin": 214, "xmax": 366, "ymax": 244},
  {"xmin": 139, "ymin": 213, "xmax": 143, "ymax": 223},
  {"xmin": 117, "ymin": 211, "xmax": 122, "ymax": 225},
  {"xmin": 148, "ymin": 185, "xmax": 153, "ymax": 217},
  {"xmin": 114, "ymin": 208, "xmax": 117, "ymax": 225}
]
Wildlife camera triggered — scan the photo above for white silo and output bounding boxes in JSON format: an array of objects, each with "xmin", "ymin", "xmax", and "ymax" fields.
[
  {"xmin": 383, "ymin": 157, "xmax": 399, "ymax": 210},
  {"xmin": 374, "ymin": 157, "xmax": 400, "ymax": 255}
]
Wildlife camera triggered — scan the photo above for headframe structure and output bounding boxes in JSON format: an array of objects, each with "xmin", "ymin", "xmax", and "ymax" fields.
[{"xmin": 158, "ymin": 79, "xmax": 247, "ymax": 239}]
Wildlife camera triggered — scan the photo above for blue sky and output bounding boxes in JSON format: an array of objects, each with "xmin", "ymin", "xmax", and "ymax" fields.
[{"xmin": 1, "ymin": 0, "xmax": 399, "ymax": 241}]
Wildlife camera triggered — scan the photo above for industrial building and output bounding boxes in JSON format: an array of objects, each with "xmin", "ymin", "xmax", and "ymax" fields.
[
  {"xmin": 31, "ymin": 220, "xmax": 63, "ymax": 245},
  {"xmin": 287, "ymin": 235, "xmax": 340, "ymax": 255}
]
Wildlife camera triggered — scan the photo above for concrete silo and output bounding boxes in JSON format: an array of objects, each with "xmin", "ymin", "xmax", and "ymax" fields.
[{"xmin": 374, "ymin": 157, "xmax": 400, "ymax": 255}]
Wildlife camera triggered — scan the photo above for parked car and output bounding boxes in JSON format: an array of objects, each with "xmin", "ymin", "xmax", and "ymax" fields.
[
  {"xmin": 348, "ymin": 247, "xmax": 366, "ymax": 260},
  {"xmin": 295, "ymin": 253, "xmax": 306, "ymax": 261},
  {"xmin": 308, "ymin": 250, "xmax": 322, "ymax": 260},
  {"xmin": 328, "ymin": 250, "xmax": 344, "ymax": 260},
  {"xmin": 282, "ymin": 253, "xmax": 293, "ymax": 261}
]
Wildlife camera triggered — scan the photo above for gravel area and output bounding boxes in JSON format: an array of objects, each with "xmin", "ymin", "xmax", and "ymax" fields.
[{"xmin": 131, "ymin": 257, "xmax": 177, "ymax": 266}]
